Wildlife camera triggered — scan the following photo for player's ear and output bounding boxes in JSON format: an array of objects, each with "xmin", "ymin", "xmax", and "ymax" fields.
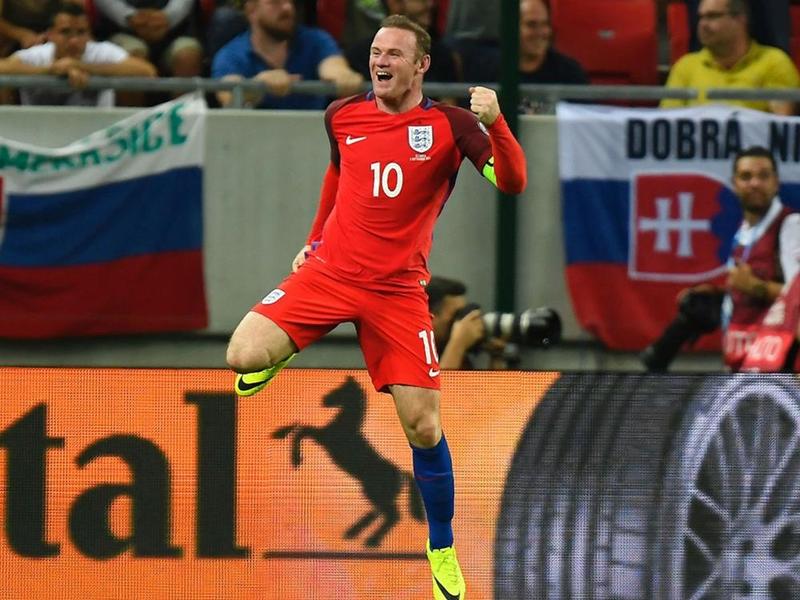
[{"xmin": 418, "ymin": 54, "xmax": 431, "ymax": 75}]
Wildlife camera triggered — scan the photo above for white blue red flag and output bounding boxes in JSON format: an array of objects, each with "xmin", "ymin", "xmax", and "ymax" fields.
[
  {"xmin": 0, "ymin": 93, "xmax": 207, "ymax": 338},
  {"xmin": 558, "ymin": 103, "xmax": 800, "ymax": 350}
]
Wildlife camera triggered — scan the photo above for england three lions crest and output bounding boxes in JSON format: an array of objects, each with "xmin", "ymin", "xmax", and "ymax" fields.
[{"xmin": 408, "ymin": 126, "xmax": 433, "ymax": 153}]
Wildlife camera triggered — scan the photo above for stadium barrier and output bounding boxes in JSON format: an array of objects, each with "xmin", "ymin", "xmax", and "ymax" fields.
[
  {"xmin": 2, "ymin": 368, "xmax": 798, "ymax": 598},
  {"xmin": 6, "ymin": 73, "xmax": 800, "ymax": 106}
]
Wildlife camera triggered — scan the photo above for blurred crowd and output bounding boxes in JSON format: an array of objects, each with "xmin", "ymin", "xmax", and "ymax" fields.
[{"xmin": 0, "ymin": 0, "xmax": 797, "ymax": 113}]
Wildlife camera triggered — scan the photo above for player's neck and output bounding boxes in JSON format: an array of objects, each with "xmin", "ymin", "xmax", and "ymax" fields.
[{"xmin": 374, "ymin": 89, "xmax": 424, "ymax": 114}]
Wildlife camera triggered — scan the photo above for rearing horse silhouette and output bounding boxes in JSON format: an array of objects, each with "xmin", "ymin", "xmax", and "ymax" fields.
[{"xmin": 272, "ymin": 376, "xmax": 425, "ymax": 547}]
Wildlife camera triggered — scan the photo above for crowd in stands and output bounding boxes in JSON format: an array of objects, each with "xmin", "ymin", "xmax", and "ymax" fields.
[{"xmin": 0, "ymin": 0, "xmax": 797, "ymax": 114}]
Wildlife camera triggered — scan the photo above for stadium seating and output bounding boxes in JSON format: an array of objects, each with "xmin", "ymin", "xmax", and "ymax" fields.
[
  {"xmin": 667, "ymin": 0, "xmax": 690, "ymax": 64},
  {"xmin": 549, "ymin": 0, "xmax": 659, "ymax": 85},
  {"xmin": 435, "ymin": 0, "xmax": 449, "ymax": 38},
  {"xmin": 791, "ymin": 4, "xmax": 800, "ymax": 70},
  {"xmin": 316, "ymin": 0, "xmax": 449, "ymax": 45},
  {"xmin": 84, "ymin": 0, "xmax": 100, "ymax": 28},
  {"xmin": 317, "ymin": 0, "xmax": 348, "ymax": 42}
]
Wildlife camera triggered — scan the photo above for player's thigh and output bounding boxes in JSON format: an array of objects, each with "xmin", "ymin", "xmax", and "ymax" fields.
[
  {"xmin": 358, "ymin": 288, "xmax": 441, "ymax": 392},
  {"xmin": 228, "ymin": 311, "xmax": 296, "ymax": 370},
  {"xmin": 250, "ymin": 265, "xmax": 359, "ymax": 350}
]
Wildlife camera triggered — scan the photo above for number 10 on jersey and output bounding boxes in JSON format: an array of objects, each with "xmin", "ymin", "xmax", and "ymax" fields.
[{"xmin": 370, "ymin": 162, "xmax": 403, "ymax": 198}]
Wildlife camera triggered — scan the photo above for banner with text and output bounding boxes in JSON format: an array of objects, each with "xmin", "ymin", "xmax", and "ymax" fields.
[
  {"xmin": 558, "ymin": 102, "xmax": 800, "ymax": 349},
  {"xmin": 0, "ymin": 94, "xmax": 207, "ymax": 338},
  {"xmin": 3, "ymin": 369, "xmax": 799, "ymax": 598},
  {"xmin": 0, "ymin": 368, "xmax": 557, "ymax": 599}
]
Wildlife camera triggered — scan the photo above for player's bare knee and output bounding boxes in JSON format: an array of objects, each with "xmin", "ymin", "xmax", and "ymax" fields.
[
  {"xmin": 226, "ymin": 341, "xmax": 262, "ymax": 373},
  {"xmin": 225, "ymin": 343, "xmax": 247, "ymax": 373},
  {"xmin": 409, "ymin": 419, "xmax": 441, "ymax": 448}
]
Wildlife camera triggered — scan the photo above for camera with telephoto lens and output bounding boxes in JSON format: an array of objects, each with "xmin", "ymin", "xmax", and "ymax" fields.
[
  {"xmin": 454, "ymin": 302, "xmax": 562, "ymax": 348},
  {"xmin": 640, "ymin": 289, "xmax": 724, "ymax": 372}
]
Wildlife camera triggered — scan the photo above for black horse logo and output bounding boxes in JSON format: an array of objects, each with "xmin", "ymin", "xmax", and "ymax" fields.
[{"xmin": 272, "ymin": 376, "xmax": 425, "ymax": 547}]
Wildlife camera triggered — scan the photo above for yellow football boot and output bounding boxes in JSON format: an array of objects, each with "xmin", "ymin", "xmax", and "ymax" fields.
[
  {"xmin": 234, "ymin": 354, "xmax": 295, "ymax": 397},
  {"xmin": 427, "ymin": 540, "xmax": 465, "ymax": 600}
]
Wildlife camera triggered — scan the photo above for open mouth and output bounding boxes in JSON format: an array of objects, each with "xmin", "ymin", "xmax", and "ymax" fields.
[{"xmin": 375, "ymin": 71, "xmax": 393, "ymax": 82}]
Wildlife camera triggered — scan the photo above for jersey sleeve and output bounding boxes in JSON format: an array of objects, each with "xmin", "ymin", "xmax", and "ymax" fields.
[
  {"xmin": 305, "ymin": 98, "xmax": 354, "ymax": 243},
  {"xmin": 484, "ymin": 113, "xmax": 527, "ymax": 194},
  {"xmin": 439, "ymin": 104, "xmax": 493, "ymax": 172},
  {"xmin": 306, "ymin": 162, "xmax": 339, "ymax": 244},
  {"xmin": 439, "ymin": 104, "xmax": 526, "ymax": 194}
]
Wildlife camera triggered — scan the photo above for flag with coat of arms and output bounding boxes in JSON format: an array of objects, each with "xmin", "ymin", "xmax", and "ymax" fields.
[{"xmin": 557, "ymin": 102, "xmax": 800, "ymax": 350}]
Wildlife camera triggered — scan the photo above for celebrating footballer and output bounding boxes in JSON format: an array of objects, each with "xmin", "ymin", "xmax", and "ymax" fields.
[{"xmin": 227, "ymin": 13, "xmax": 527, "ymax": 600}]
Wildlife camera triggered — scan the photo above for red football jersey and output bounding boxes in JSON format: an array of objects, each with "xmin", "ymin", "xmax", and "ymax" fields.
[{"xmin": 307, "ymin": 93, "xmax": 493, "ymax": 290}]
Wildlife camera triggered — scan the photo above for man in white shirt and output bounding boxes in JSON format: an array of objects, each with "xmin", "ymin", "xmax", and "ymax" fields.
[{"xmin": 0, "ymin": 3, "xmax": 156, "ymax": 106}]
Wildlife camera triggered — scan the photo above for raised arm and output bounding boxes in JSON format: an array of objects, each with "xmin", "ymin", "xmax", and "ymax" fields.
[{"xmin": 469, "ymin": 86, "xmax": 527, "ymax": 194}]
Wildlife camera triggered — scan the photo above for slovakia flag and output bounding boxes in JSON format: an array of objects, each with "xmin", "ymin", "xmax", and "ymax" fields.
[
  {"xmin": 0, "ymin": 94, "xmax": 207, "ymax": 338},
  {"xmin": 557, "ymin": 103, "xmax": 800, "ymax": 350}
]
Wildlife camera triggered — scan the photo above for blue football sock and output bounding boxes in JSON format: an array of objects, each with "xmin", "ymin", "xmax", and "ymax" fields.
[{"xmin": 412, "ymin": 433, "xmax": 454, "ymax": 550}]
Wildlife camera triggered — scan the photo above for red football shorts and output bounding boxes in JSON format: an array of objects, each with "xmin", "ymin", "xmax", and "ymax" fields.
[{"xmin": 250, "ymin": 261, "xmax": 441, "ymax": 392}]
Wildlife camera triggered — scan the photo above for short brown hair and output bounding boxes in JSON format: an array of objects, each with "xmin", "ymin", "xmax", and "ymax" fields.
[{"xmin": 380, "ymin": 14, "xmax": 431, "ymax": 60}]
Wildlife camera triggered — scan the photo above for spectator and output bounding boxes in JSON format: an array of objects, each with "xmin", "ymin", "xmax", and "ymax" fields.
[
  {"xmin": 661, "ymin": 0, "xmax": 800, "ymax": 115},
  {"xmin": 206, "ymin": 0, "xmax": 319, "ymax": 58},
  {"xmin": 517, "ymin": 0, "xmax": 588, "ymax": 113},
  {"xmin": 342, "ymin": 0, "xmax": 387, "ymax": 50},
  {"xmin": 642, "ymin": 146, "xmax": 800, "ymax": 372},
  {"xmin": 0, "ymin": 0, "xmax": 64, "ymax": 58},
  {"xmin": 443, "ymin": 0, "xmax": 499, "ymax": 83},
  {"xmin": 206, "ymin": 1, "xmax": 248, "ymax": 59},
  {"xmin": 0, "ymin": 2, "xmax": 156, "ymax": 106},
  {"xmin": 345, "ymin": 0, "xmax": 459, "ymax": 84},
  {"xmin": 426, "ymin": 276, "xmax": 511, "ymax": 369},
  {"xmin": 686, "ymin": 0, "xmax": 791, "ymax": 54},
  {"xmin": 212, "ymin": 0, "xmax": 363, "ymax": 109},
  {"xmin": 93, "ymin": 0, "xmax": 204, "ymax": 77}
]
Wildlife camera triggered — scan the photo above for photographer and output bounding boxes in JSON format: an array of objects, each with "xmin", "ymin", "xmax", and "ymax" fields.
[
  {"xmin": 642, "ymin": 146, "xmax": 800, "ymax": 372},
  {"xmin": 426, "ymin": 276, "xmax": 511, "ymax": 369}
]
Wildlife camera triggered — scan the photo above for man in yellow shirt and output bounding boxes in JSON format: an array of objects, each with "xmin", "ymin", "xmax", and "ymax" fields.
[{"xmin": 661, "ymin": 0, "xmax": 800, "ymax": 115}]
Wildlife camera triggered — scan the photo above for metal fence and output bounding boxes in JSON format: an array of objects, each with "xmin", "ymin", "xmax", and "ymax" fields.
[{"xmin": 3, "ymin": 74, "xmax": 800, "ymax": 108}]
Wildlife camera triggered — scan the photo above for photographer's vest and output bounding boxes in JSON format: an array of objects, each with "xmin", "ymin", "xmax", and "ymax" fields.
[
  {"xmin": 724, "ymin": 204, "xmax": 793, "ymax": 370},
  {"xmin": 741, "ymin": 273, "xmax": 800, "ymax": 372}
]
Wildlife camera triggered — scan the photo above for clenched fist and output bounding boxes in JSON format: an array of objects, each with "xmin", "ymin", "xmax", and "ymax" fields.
[{"xmin": 469, "ymin": 85, "xmax": 501, "ymax": 126}]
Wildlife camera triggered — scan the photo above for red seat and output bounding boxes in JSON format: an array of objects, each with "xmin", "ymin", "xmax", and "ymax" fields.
[
  {"xmin": 317, "ymin": 0, "xmax": 348, "ymax": 42},
  {"xmin": 84, "ymin": 0, "xmax": 99, "ymax": 28},
  {"xmin": 790, "ymin": 4, "xmax": 800, "ymax": 71},
  {"xmin": 198, "ymin": 0, "xmax": 216, "ymax": 25},
  {"xmin": 550, "ymin": 0, "xmax": 659, "ymax": 85},
  {"xmin": 435, "ymin": 0, "xmax": 450, "ymax": 38},
  {"xmin": 667, "ymin": 1, "xmax": 690, "ymax": 64}
]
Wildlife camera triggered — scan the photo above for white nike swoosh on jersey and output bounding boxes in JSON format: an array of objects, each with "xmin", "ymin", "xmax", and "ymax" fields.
[
  {"xmin": 428, "ymin": 368, "xmax": 440, "ymax": 378},
  {"xmin": 345, "ymin": 135, "xmax": 367, "ymax": 145}
]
